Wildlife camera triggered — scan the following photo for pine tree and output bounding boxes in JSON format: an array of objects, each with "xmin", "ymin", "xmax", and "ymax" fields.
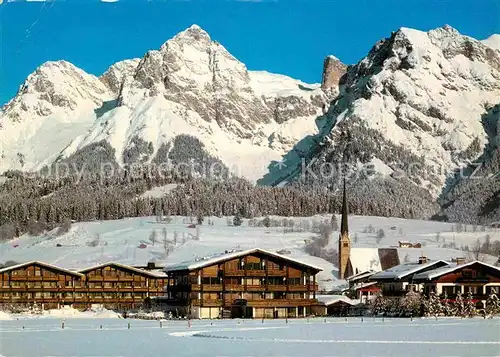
[
  {"xmin": 400, "ymin": 290, "xmax": 422, "ymax": 317},
  {"xmin": 464, "ymin": 291, "xmax": 476, "ymax": 318},
  {"xmin": 454, "ymin": 291, "xmax": 465, "ymax": 317},
  {"xmin": 485, "ymin": 291, "xmax": 500, "ymax": 316},
  {"xmin": 424, "ymin": 290, "xmax": 442, "ymax": 316},
  {"xmin": 233, "ymin": 214, "xmax": 242, "ymax": 227},
  {"xmin": 442, "ymin": 292, "xmax": 452, "ymax": 316}
]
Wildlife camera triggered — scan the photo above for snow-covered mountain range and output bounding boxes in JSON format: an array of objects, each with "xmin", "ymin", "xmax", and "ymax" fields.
[
  {"xmin": 0, "ymin": 24, "xmax": 499, "ymax": 222},
  {"xmin": 0, "ymin": 25, "xmax": 338, "ymax": 181}
]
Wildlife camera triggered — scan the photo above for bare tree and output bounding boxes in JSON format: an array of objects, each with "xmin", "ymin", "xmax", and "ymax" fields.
[
  {"xmin": 376, "ymin": 229, "xmax": 385, "ymax": 244},
  {"xmin": 88, "ymin": 233, "xmax": 100, "ymax": 247},
  {"xmin": 330, "ymin": 215, "xmax": 338, "ymax": 231},
  {"xmin": 470, "ymin": 239, "xmax": 483, "ymax": 261},
  {"xmin": 149, "ymin": 229, "xmax": 157, "ymax": 246}
]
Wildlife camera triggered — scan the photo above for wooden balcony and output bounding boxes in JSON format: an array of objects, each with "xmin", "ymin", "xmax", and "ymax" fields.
[
  {"xmin": 248, "ymin": 299, "xmax": 317, "ymax": 308},
  {"xmin": 191, "ymin": 299, "xmax": 223, "ymax": 307},
  {"xmin": 245, "ymin": 270, "xmax": 266, "ymax": 277},
  {"xmin": 267, "ymin": 269, "xmax": 286, "ymax": 277},
  {"xmin": 224, "ymin": 270, "xmax": 245, "ymax": 277},
  {"xmin": 191, "ymin": 284, "xmax": 222, "ymax": 292},
  {"xmin": 224, "ymin": 284, "xmax": 244, "ymax": 291},
  {"xmin": 267, "ymin": 285, "xmax": 286, "ymax": 292},
  {"xmin": 246, "ymin": 285, "xmax": 265, "ymax": 292}
]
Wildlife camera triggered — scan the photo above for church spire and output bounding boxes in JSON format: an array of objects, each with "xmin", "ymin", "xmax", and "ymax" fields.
[
  {"xmin": 340, "ymin": 177, "xmax": 349, "ymax": 236},
  {"xmin": 338, "ymin": 177, "xmax": 351, "ymax": 280}
]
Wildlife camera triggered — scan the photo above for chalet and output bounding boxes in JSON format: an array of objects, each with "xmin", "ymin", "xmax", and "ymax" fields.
[
  {"xmin": 0, "ymin": 261, "xmax": 85, "ymax": 310},
  {"xmin": 346, "ymin": 270, "xmax": 376, "ymax": 290},
  {"xmin": 345, "ymin": 270, "xmax": 379, "ymax": 302},
  {"xmin": 77, "ymin": 262, "xmax": 167, "ymax": 310},
  {"xmin": 0, "ymin": 261, "xmax": 167, "ymax": 311},
  {"xmin": 369, "ymin": 257, "xmax": 450, "ymax": 296},
  {"xmin": 412, "ymin": 260, "xmax": 500, "ymax": 307},
  {"xmin": 398, "ymin": 241, "xmax": 421, "ymax": 248},
  {"xmin": 163, "ymin": 248, "xmax": 322, "ymax": 319}
]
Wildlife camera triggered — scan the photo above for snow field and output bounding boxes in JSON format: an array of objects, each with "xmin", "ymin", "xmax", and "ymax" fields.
[
  {"xmin": 1, "ymin": 317, "xmax": 499, "ymax": 357},
  {"xmin": 1, "ymin": 215, "xmax": 498, "ymax": 292}
]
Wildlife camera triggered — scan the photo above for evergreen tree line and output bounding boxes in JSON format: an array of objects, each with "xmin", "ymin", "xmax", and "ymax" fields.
[
  {"xmin": 0, "ymin": 165, "xmax": 430, "ymax": 241},
  {"xmin": 369, "ymin": 290, "xmax": 500, "ymax": 317}
]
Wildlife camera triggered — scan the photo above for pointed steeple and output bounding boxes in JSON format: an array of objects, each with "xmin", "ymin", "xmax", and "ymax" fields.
[
  {"xmin": 340, "ymin": 177, "xmax": 349, "ymax": 236},
  {"xmin": 338, "ymin": 177, "xmax": 351, "ymax": 280}
]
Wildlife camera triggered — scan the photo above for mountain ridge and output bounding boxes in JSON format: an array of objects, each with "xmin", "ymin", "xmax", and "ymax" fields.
[{"xmin": 1, "ymin": 24, "xmax": 499, "ymax": 223}]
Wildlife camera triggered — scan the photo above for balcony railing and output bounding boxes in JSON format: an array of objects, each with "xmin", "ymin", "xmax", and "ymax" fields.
[
  {"xmin": 267, "ymin": 269, "xmax": 286, "ymax": 276},
  {"xmin": 191, "ymin": 299, "xmax": 223, "ymax": 306}
]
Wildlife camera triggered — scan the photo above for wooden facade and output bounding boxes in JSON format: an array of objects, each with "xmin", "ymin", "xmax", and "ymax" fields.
[
  {"xmin": 413, "ymin": 261, "xmax": 500, "ymax": 306},
  {"xmin": 164, "ymin": 249, "xmax": 321, "ymax": 319},
  {"xmin": 0, "ymin": 261, "xmax": 167, "ymax": 310}
]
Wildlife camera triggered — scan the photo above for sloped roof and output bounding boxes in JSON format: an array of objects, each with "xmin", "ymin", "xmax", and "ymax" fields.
[
  {"xmin": 0, "ymin": 261, "xmax": 84, "ymax": 277},
  {"xmin": 413, "ymin": 260, "xmax": 500, "ymax": 281},
  {"xmin": 369, "ymin": 260, "xmax": 450, "ymax": 281},
  {"xmin": 345, "ymin": 270, "xmax": 376, "ymax": 282},
  {"xmin": 353, "ymin": 281, "xmax": 379, "ymax": 291},
  {"xmin": 78, "ymin": 261, "xmax": 167, "ymax": 277},
  {"xmin": 164, "ymin": 248, "xmax": 323, "ymax": 272}
]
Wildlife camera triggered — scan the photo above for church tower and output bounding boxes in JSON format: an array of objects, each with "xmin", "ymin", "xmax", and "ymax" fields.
[{"xmin": 338, "ymin": 179, "xmax": 351, "ymax": 279}]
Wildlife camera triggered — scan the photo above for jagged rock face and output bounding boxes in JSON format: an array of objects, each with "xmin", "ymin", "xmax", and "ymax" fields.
[
  {"xmin": 100, "ymin": 59, "xmax": 140, "ymax": 95},
  {"xmin": 1, "ymin": 61, "xmax": 111, "ymax": 121},
  {"xmin": 0, "ymin": 25, "xmax": 329, "ymax": 179},
  {"xmin": 121, "ymin": 24, "xmax": 265, "ymax": 135},
  {"xmin": 271, "ymin": 26, "xmax": 500, "ymax": 222},
  {"xmin": 117, "ymin": 25, "xmax": 325, "ymax": 138},
  {"xmin": 321, "ymin": 55, "xmax": 347, "ymax": 92}
]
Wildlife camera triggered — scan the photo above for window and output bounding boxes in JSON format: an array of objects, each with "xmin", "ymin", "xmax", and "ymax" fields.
[
  {"xmin": 442, "ymin": 286, "xmax": 460, "ymax": 295},
  {"xmin": 201, "ymin": 277, "xmax": 220, "ymax": 285},
  {"xmin": 486, "ymin": 286, "xmax": 499, "ymax": 295},
  {"xmin": 287, "ymin": 278, "xmax": 301, "ymax": 285},
  {"xmin": 245, "ymin": 262, "xmax": 262, "ymax": 270},
  {"xmin": 465, "ymin": 286, "xmax": 478, "ymax": 294}
]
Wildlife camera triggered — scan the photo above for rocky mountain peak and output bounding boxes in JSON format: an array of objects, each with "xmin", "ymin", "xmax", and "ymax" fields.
[
  {"xmin": 100, "ymin": 58, "xmax": 140, "ymax": 95},
  {"xmin": 321, "ymin": 55, "xmax": 347, "ymax": 92},
  {"xmin": 164, "ymin": 24, "xmax": 212, "ymax": 48},
  {"xmin": 1, "ymin": 60, "xmax": 111, "ymax": 121}
]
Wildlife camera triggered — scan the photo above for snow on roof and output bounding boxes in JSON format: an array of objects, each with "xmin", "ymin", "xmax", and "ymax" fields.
[
  {"xmin": 164, "ymin": 248, "xmax": 323, "ymax": 272},
  {"xmin": 316, "ymin": 294, "xmax": 359, "ymax": 306},
  {"xmin": 353, "ymin": 281, "xmax": 379, "ymax": 291},
  {"xmin": 369, "ymin": 260, "xmax": 450, "ymax": 281},
  {"xmin": 345, "ymin": 270, "xmax": 376, "ymax": 282},
  {"xmin": 413, "ymin": 260, "xmax": 500, "ymax": 281},
  {"xmin": 0, "ymin": 261, "xmax": 84, "ymax": 277},
  {"xmin": 78, "ymin": 261, "xmax": 167, "ymax": 277},
  {"xmin": 349, "ymin": 248, "xmax": 383, "ymax": 273}
]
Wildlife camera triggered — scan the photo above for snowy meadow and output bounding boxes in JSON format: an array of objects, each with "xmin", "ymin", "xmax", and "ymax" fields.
[{"xmin": 1, "ymin": 317, "xmax": 499, "ymax": 357}]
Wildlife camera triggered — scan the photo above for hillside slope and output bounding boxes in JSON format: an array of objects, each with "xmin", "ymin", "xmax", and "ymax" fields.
[{"xmin": 1, "ymin": 215, "xmax": 498, "ymax": 290}]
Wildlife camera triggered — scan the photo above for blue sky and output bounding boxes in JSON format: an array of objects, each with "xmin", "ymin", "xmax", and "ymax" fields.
[{"xmin": 1, "ymin": 0, "xmax": 499, "ymax": 106}]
